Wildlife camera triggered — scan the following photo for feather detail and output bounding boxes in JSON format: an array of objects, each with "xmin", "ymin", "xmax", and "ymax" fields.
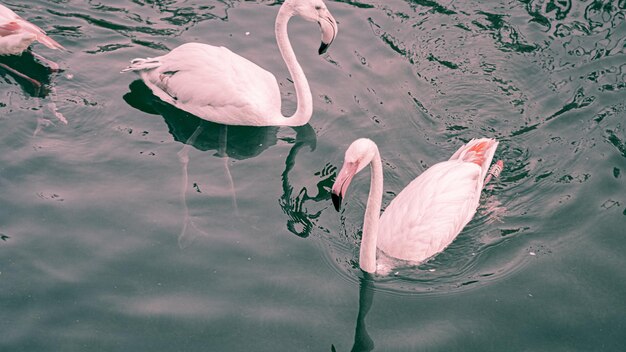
[
  {"xmin": 377, "ymin": 138, "xmax": 499, "ymax": 264},
  {"xmin": 121, "ymin": 58, "xmax": 162, "ymax": 72},
  {"xmin": 0, "ymin": 6, "xmax": 64, "ymax": 55},
  {"xmin": 449, "ymin": 138, "xmax": 499, "ymax": 180}
]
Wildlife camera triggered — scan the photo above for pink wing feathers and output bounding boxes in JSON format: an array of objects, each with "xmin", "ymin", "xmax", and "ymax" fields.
[
  {"xmin": 0, "ymin": 5, "xmax": 64, "ymax": 52},
  {"xmin": 449, "ymin": 138, "xmax": 499, "ymax": 180},
  {"xmin": 376, "ymin": 138, "xmax": 499, "ymax": 264},
  {"xmin": 1, "ymin": 19, "xmax": 64, "ymax": 50}
]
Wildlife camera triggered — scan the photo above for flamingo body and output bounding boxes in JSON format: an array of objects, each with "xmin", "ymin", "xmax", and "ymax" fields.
[
  {"xmin": 0, "ymin": 5, "xmax": 63, "ymax": 55},
  {"xmin": 123, "ymin": 0, "xmax": 338, "ymax": 127},
  {"xmin": 377, "ymin": 156, "xmax": 486, "ymax": 262},
  {"xmin": 124, "ymin": 43, "xmax": 283, "ymax": 126},
  {"xmin": 332, "ymin": 138, "xmax": 500, "ymax": 273}
]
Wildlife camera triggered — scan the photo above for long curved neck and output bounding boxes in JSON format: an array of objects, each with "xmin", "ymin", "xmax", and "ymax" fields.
[
  {"xmin": 360, "ymin": 149, "xmax": 383, "ymax": 273},
  {"xmin": 275, "ymin": 6, "xmax": 313, "ymax": 126}
]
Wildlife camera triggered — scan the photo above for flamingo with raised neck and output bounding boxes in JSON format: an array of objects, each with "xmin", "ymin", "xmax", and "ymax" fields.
[{"xmin": 122, "ymin": 0, "xmax": 337, "ymax": 127}]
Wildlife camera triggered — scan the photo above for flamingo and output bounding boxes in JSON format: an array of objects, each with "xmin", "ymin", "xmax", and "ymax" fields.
[
  {"xmin": 0, "ymin": 4, "xmax": 66, "ymax": 126},
  {"xmin": 122, "ymin": 0, "xmax": 338, "ymax": 127},
  {"xmin": 0, "ymin": 4, "xmax": 64, "ymax": 82},
  {"xmin": 331, "ymin": 138, "xmax": 502, "ymax": 274}
]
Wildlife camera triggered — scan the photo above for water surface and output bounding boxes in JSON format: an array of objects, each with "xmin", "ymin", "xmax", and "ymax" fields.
[{"xmin": 1, "ymin": 0, "xmax": 625, "ymax": 351}]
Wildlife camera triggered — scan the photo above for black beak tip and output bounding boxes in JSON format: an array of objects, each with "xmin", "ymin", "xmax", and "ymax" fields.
[
  {"xmin": 318, "ymin": 42, "xmax": 330, "ymax": 55},
  {"xmin": 331, "ymin": 193, "xmax": 342, "ymax": 212}
]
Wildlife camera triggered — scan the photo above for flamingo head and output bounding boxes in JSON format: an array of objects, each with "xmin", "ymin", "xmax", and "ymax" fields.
[
  {"xmin": 285, "ymin": 0, "xmax": 338, "ymax": 54},
  {"xmin": 331, "ymin": 138, "xmax": 378, "ymax": 211}
]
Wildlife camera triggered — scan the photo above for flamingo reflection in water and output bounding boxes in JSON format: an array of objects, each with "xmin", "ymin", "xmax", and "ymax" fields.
[
  {"xmin": 279, "ymin": 137, "xmax": 337, "ymax": 238},
  {"xmin": 330, "ymin": 274, "xmax": 375, "ymax": 352},
  {"xmin": 124, "ymin": 80, "xmax": 321, "ymax": 245},
  {"xmin": 122, "ymin": 0, "xmax": 339, "ymax": 243}
]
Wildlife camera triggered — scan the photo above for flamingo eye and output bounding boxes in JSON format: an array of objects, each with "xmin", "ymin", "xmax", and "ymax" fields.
[{"xmin": 315, "ymin": 5, "xmax": 322, "ymax": 10}]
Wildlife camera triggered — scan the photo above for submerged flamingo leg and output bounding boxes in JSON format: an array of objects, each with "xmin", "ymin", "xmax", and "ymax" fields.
[
  {"xmin": 0, "ymin": 63, "xmax": 42, "ymax": 90},
  {"xmin": 217, "ymin": 125, "xmax": 239, "ymax": 216},
  {"xmin": 177, "ymin": 125, "xmax": 209, "ymax": 248},
  {"xmin": 45, "ymin": 86, "xmax": 68, "ymax": 124}
]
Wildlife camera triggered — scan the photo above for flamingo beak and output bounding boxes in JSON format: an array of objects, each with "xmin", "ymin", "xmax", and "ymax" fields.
[
  {"xmin": 318, "ymin": 11, "xmax": 338, "ymax": 55},
  {"xmin": 331, "ymin": 162, "xmax": 357, "ymax": 211}
]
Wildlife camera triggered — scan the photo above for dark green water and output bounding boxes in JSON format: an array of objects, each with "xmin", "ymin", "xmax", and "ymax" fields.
[{"xmin": 1, "ymin": 0, "xmax": 625, "ymax": 350}]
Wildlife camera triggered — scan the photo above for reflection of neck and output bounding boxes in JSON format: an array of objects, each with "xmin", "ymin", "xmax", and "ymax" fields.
[
  {"xmin": 360, "ymin": 148, "xmax": 383, "ymax": 273},
  {"xmin": 279, "ymin": 125, "xmax": 317, "ymax": 237},
  {"xmin": 275, "ymin": 5, "xmax": 313, "ymax": 126},
  {"xmin": 351, "ymin": 274, "xmax": 375, "ymax": 352}
]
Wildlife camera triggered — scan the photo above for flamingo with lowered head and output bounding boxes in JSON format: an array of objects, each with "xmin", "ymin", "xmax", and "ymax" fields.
[
  {"xmin": 332, "ymin": 138, "xmax": 502, "ymax": 274},
  {"xmin": 122, "ymin": 0, "xmax": 337, "ymax": 127}
]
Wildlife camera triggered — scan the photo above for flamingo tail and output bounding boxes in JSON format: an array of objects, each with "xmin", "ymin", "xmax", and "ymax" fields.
[
  {"xmin": 449, "ymin": 138, "xmax": 499, "ymax": 179},
  {"xmin": 13, "ymin": 19, "xmax": 64, "ymax": 50},
  {"xmin": 35, "ymin": 32, "xmax": 64, "ymax": 50}
]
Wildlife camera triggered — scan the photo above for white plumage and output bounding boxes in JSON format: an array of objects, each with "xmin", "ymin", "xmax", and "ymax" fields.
[
  {"xmin": 123, "ymin": 0, "xmax": 338, "ymax": 127},
  {"xmin": 332, "ymin": 138, "xmax": 500, "ymax": 274}
]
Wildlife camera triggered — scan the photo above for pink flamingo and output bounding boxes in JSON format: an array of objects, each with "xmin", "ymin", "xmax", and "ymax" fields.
[
  {"xmin": 122, "ymin": 0, "xmax": 337, "ymax": 127},
  {"xmin": 332, "ymin": 138, "xmax": 502, "ymax": 274},
  {"xmin": 0, "ymin": 4, "xmax": 64, "ymax": 87}
]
